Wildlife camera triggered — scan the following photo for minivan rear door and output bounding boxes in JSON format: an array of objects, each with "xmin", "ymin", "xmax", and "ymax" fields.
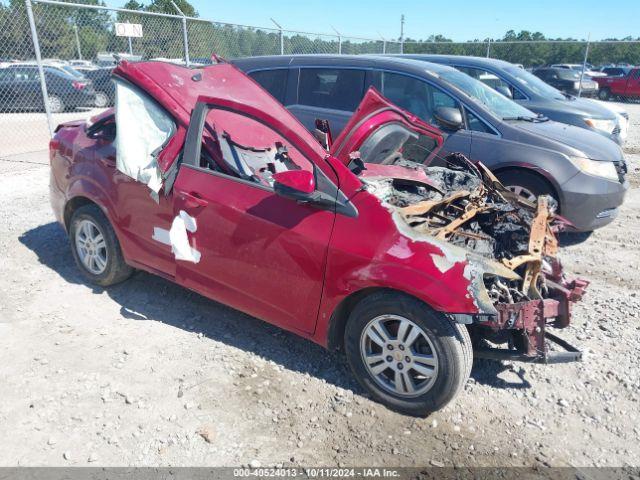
[{"xmin": 287, "ymin": 67, "xmax": 367, "ymax": 136}]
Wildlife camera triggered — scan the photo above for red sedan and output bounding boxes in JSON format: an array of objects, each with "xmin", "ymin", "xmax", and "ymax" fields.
[{"xmin": 49, "ymin": 60, "xmax": 587, "ymax": 415}]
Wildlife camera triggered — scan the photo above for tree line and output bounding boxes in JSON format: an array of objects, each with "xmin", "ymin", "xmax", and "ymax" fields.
[{"xmin": 1, "ymin": 0, "xmax": 638, "ymax": 67}]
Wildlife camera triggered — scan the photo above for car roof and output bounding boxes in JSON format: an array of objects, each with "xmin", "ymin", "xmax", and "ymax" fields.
[
  {"xmin": 231, "ymin": 54, "xmax": 457, "ymax": 77},
  {"xmin": 387, "ymin": 54, "xmax": 518, "ymax": 69}
]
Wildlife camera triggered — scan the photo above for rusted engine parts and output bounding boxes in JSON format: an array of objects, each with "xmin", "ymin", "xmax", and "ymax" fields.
[{"xmin": 369, "ymin": 153, "xmax": 588, "ymax": 363}]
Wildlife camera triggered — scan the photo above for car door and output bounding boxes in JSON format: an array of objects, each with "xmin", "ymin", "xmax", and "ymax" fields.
[
  {"xmin": 371, "ymin": 70, "xmax": 471, "ymax": 159},
  {"xmin": 169, "ymin": 98, "xmax": 338, "ymax": 335},
  {"xmin": 626, "ymin": 69, "xmax": 640, "ymax": 97},
  {"xmin": 287, "ymin": 67, "xmax": 366, "ymax": 136}
]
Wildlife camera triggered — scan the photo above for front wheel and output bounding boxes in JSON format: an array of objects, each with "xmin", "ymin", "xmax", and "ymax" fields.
[
  {"xmin": 94, "ymin": 91, "xmax": 110, "ymax": 108},
  {"xmin": 497, "ymin": 170, "xmax": 557, "ymax": 206},
  {"xmin": 344, "ymin": 291, "xmax": 472, "ymax": 416},
  {"xmin": 47, "ymin": 95, "xmax": 64, "ymax": 113}
]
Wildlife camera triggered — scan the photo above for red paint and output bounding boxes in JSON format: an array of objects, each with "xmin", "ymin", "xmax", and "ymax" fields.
[
  {"xmin": 272, "ymin": 170, "xmax": 316, "ymax": 194},
  {"xmin": 50, "ymin": 60, "xmax": 480, "ymax": 349},
  {"xmin": 594, "ymin": 67, "xmax": 640, "ymax": 98}
]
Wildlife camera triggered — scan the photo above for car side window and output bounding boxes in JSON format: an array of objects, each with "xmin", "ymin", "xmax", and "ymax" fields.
[
  {"xmin": 380, "ymin": 72, "xmax": 460, "ymax": 125},
  {"xmin": 248, "ymin": 69, "xmax": 287, "ymax": 104},
  {"xmin": 196, "ymin": 108, "xmax": 314, "ymax": 189},
  {"xmin": 456, "ymin": 66, "xmax": 526, "ymax": 100},
  {"xmin": 298, "ymin": 68, "xmax": 365, "ymax": 111},
  {"xmin": 465, "ymin": 110, "xmax": 493, "ymax": 134}
]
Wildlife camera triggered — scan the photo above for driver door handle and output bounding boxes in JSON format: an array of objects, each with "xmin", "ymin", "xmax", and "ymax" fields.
[{"xmin": 181, "ymin": 191, "xmax": 208, "ymax": 209}]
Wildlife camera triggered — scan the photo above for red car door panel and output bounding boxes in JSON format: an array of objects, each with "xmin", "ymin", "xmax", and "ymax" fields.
[{"xmin": 169, "ymin": 102, "xmax": 337, "ymax": 334}]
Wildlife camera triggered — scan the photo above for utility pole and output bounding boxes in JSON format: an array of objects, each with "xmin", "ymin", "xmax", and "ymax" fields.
[
  {"xmin": 331, "ymin": 26, "xmax": 342, "ymax": 54},
  {"xmin": 270, "ymin": 18, "xmax": 284, "ymax": 55},
  {"xmin": 73, "ymin": 24, "xmax": 82, "ymax": 60},
  {"xmin": 400, "ymin": 14, "xmax": 405, "ymax": 53}
]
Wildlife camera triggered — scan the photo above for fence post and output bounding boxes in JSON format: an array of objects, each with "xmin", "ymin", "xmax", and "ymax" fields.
[
  {"xmin": 578, "ymin": 34, "xmax": 591, "ymax": 98},
  {"xmin": 24, "ymin": 0, "xmax": 53, "ymax": 137},
  {"xmin": 331, "ymin": 26, "xmax": 342, "ymax": 54},
  {"xmin": 73, "ymin": 24, "xmax": 82, "ymax": 60},
  {"xmin": 486, "ymin": 39, "xmax": 491, "ymax": 58},
  {"xmin": 270, "ymin": 18, "xmax": 284, "ymax": 55},
  {"xmin": 171, "ymin": 1, "xmax": 190, "ymax": 67}
]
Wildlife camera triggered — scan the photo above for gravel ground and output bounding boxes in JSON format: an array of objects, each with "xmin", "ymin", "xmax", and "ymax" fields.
[{"xmin": 1, "ymin": 102, "xmax": 639, "ymax": 468}]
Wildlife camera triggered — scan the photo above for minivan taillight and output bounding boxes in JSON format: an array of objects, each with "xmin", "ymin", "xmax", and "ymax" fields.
[{"xmin": 72, "ymin": 81, "xmax": 87, "ymax": 90}]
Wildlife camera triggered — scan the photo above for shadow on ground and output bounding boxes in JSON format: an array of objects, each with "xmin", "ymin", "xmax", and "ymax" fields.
[{"xmin": 19, "ymin": 221, "xmax": 529, "ymax": 399}]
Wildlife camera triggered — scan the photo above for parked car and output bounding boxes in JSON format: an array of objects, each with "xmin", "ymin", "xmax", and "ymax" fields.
[
  {"xmin": 393, "ymin": 55, "xmax": 626, "ymax": 145},
  {"xmin": 0, "ymin": 64, "xmax": 96, "ymax": 113},
  {"xmin": 598, "ymin": 66, "xmax": 634, "ymax": 78},
  {"xmin": 232, "ymin": 55, "xmax": 628, "ymax": 232},
  {"xmin": 83, "ymin": 67, "xmax": 114, "ymax": 107},
  {"xmin": 594, "ymin": 67, "xmax": 640, "ymax": 100},
  {"xmin": 50, "ymin": 60, "xmax": 589, "ymax": 415},
  {"xmin": 532, "ymin": 67, "xmax": 600, "ymax": 97},
  {"xmin": 550, "ymin": 63, "xmax": 606, "ymax": 77}
]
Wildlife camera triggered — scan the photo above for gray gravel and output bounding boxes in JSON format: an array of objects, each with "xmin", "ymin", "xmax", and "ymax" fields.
[{"xmin": 0, "ymin": 102, "xmax": 639, "ymax": 467}]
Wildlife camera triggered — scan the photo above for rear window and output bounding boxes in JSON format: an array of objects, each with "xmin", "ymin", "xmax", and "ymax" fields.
[
  {"xmin": 249, "ymin": 69, "xmax": 287, "ymax": 104},
  {"xmin": 298, "ymin": 68, "xmax": 365, "ymax": 111}
]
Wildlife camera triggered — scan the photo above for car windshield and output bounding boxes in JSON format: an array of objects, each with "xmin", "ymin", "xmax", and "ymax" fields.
[
  {"xmin": 438, "ymin": 69, "xmax": 537, "ymax": 120},
  {"xmin": 556, "ymin": 69, "xmax": 580, "ymax": 80},
  {"xmin": 503, "ymin": 66, "xmax": 565, "ymax": 100}
]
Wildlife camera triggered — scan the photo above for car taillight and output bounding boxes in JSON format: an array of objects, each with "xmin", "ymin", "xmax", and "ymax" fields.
[{"xmin": 72, "ymin": 81, "xmax": 87, "ymax": 90}]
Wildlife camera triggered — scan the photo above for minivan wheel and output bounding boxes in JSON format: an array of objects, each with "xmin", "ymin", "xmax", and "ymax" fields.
[
  {"xmin": 47, "ymin": 95, "xmax": 64, "ymax": 113},
  {"xmin": 598, "ymin": 88, "xmax": 611, "ymax": 101},
  {"xmin": 344, "ymin": 291, "xmax": 472, "ymax": 416},
  {"xmin": 69, "ymin": 204, "xmax": 133, "ymax": 286},
  {"xmin": 497, "ymin": 170, "xmax": 556, "ymax": 205}
]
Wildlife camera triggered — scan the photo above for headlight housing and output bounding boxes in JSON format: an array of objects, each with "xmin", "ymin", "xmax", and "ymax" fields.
[
  {"xmin": 584, "ymin": 117, "xmax": 617, "ymax": 134},
  {"xmin": 570, "ymin": 156, "xmax": 619, "ymax": 181}
]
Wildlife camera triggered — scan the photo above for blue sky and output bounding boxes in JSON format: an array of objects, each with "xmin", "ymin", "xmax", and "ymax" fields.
[{"xmin": 112, "ymin": 0, "xmax": 637, "ymax": 42}]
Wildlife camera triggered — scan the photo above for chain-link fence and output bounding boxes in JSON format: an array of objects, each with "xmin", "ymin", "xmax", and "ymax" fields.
[{"xmin": 1, "ymin": 0, "xmax": 639, "ymax": 158}]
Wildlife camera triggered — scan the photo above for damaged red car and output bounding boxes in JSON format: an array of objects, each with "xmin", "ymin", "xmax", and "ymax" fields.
[{"xmin": 49, "ymin": 60, "xmax": 588, "ymax": 415}]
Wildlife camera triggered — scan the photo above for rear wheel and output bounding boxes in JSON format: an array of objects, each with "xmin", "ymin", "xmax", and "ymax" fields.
[
  {"xmin": 69, "ymin": 204, "xmax": 133, "ymax": 286},
  {"xmin": 47, "ymin": 95, "xmax": 64, "ymax": 113},
  {"xmin": 598, "ymin": 88, "xmax": 611, "ymax": 101},
  {"xmin": 94, "ymin": 91, "xmax": 109, "ymax": 108},
  {"xmin": 344, "ymin": 291, "xmax": 471, "ymax": 416}
]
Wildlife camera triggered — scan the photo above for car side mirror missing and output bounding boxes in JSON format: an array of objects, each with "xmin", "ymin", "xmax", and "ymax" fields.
[{"xmin": 434, "ymin": 106, "xmax": 464, "ymax": 131}]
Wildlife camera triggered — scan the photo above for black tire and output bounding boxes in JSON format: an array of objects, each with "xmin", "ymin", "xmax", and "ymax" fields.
[
  {"xmin": 69, "ymin": 204, "xmax": 133, "ymax": 286},
  {"xmin": 497, "ymin": 170, "xmax": 557, "ymax": 205},
  {"xmin": 598, "ymin": 88, "xmax": 611, "ymax": 101},
  {"xmin": 344, "ymin": 291, "xmax": 472, "ymax": 416}
]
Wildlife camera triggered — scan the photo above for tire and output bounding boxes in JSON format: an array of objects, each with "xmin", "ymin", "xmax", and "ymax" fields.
[
  {"xmin": 497, "ymin": 170, "xmax": 557, "ymax": 205},
  {"xmin": 344, "ymin": 291, "xmax": 472, "ymax": 416},
  {"xmin": 69, "ymin": 204, "xmax": 133, "ymax": 286},
  {"xmin": 598, "ymin": 88, "xmax": 610, "ymax": 101},
  {"xmin": 94, "ymin": 91, "xmax": 109, "ymax": 108},
  {"xmin": 47, "ymin": 95, "xmax": 64, "ymax": 113}
]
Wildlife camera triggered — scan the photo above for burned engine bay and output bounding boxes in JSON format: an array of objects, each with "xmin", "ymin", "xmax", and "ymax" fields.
[{"xmin": 360, "ymin": 153, "xmax": 589, "ymax": 363}]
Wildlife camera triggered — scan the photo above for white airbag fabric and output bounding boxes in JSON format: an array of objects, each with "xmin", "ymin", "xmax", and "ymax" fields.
[{"xmin": 115, "ymin": 81, "xmax": 174, "ymax": 193}]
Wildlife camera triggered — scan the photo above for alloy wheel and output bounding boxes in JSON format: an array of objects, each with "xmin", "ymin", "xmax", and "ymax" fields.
[
  {"xmin": 94, "ymin": 92, "xmax": 109, "ymax": 108},
  {"xmin": 360, "ymin": 314, "xmax": 439, "ymax": 398},
  {"xmin": 506, "ymin": 185, "xmax": 537, "ymax": 203},
  {"xmin": 74, "ymin": 219, "xmax": 108, "ymax": 275},
  {"xmin": 48, "ymin": 96, "xmax": 63, "ymax": 113}
]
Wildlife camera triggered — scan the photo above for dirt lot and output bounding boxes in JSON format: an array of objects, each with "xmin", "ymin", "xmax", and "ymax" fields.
[{"xmin": 1, "ymin": 102, "xmax": 639, "ymax": 468}]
